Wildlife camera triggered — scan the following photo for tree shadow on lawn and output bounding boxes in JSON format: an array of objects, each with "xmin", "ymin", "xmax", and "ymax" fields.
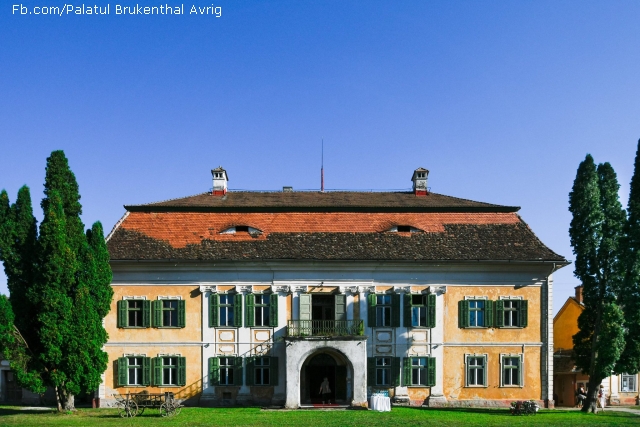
[
  {"xmin": 0, "ymin": 407, "xmax": 57, "ymax": 417},
  {"xmin": 419, "ymin": 407, "xmax": 636, "ymax": 420}
]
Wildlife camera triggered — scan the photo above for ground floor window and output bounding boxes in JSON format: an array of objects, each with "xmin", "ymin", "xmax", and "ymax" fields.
[
  {"xmin": 501, "ymin": 354, "xmax": 522, "ymax": 387},
  {"xmin": 465, "ymin": 355, "xmax": 487, "ymax": 387},
  {"xmin": 117, "ymin": 356, "xmax": 151, "ymax": 386},
  {"xmin": 402, "ymin": 357, "xmax": 436, "ymax": 387},
  {"xmin": 246, "ymin": 356, "xmax": 279, "ymax": 386},
  {"xmin": 153, "ymin": 356, "xmax": 186, "ymax": 386},
  {"xmin": 209, "ymin": 356, "xmax": 243, "ymax": 386},
  {"xmin": 621, "ymin": 373, "xmax": 637, "ymax": 392}
]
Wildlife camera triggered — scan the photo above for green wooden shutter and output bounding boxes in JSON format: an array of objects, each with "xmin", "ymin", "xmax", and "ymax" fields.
[
  {"xmin": 178, "ymin": 300, "xmax": 186, "ymax": 328},
  {"xmin": 177, "ymin": 357, "xmax": 186, "ymax": 386},
  {"xmin": 142, "ymin": 300, "xmax": 151, "ymax": 328},
  {"xmin": 427, "ymin": 294, "xmax": 436, "ymax": 328},
  {"xmin": 392, "ymin": 357, "xmax": 401, "ymax": 386},
  {"xmin": 117, "ymin": 300, "xmax": 127, "ymax": 328},
  {"xmin": 246, "ymin": 357, "xmax": 255, "ymax": 386},
  {"xmin": 482, "ymin": 356, "xmax": 487, "ymax": 387},
  {"xmin": 210, "ymin": 294, "xmax": 219, "ymax": 327},
  {"xmin": 209, "ymin": 357, "xmax": 220, "ymax": 386},
  {"xmin": 391, "ymin": 294, "xmax": 401, "ymax": 327},
  {"xmin": 426, "ymin": 357, "xmax": 436, "ymax": 387},
  {"xmin": 300, "ymin": 294, "xmax": 312, "ymax": 321},
  {"xmin": 234, "ymin": 294, "xmax": 243, "ymax": 327},
  {"xmin": 117, "ymin": 357, "xmax": 128, "ymax": 386},
  {"xmin": 152, "ymin": 300, "xmax": 162, "ymax": 328},
  {"xmin": 495, "ymin": 300, "xmax": 504, "ymax": 328},
  {"xmin": 153, "ymin": 357, "xmax": 162, "ymax": 386},
  {"xmin": 519, "ymin": 300, "xmax": 528, "ymax": 328},
  {"xmin": 402, "ymin": 358, "xmax": 412, "ymax": 386},
  {"xmin": 367, "ymin": 357, "xmax": 375, "ymax": 386},
  {"xmin": 245, "ymin": 294, "xmax": 255, "ymax": 327},
  {"xmin": 335, "ymin": 294, "xmax": 346, "ymax": 321},
  {"xmin": 270, "ymin": 357, "xmax": 279, "ymax": 386},
  {"xmin": 233, "ymin": 357, "xmax": 243, "ymax": 386},
  {"xmin": 368, "ymin": 294, "xmax": 377, "ymax": 327},
  {"xmin": 270, "ymin": 293, "xmax": 279, "ymax": 327},
  {"xmin": 459, "ymin": 300, "xmax": 469, "ymax": 328},
  {"xmin": 484, "ymin": 300, "xmax": 493, "ymax": 327},
  {"xmin": 404, "ymin": 293, "xmax": 412, "ymax": 328},
  {"xmin": 142, "ymin": 357, "xmax": 151, "ymax": 386}
]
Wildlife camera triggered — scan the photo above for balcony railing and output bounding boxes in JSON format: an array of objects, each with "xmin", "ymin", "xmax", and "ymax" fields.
[{"xmin": 287, "ymin": 320, "xmax": 364, "ymax": 337}]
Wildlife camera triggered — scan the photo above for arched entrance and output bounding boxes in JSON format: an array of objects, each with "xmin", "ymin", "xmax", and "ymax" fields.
[{"xmin": 300, "ymin": 350, "xmax": 350, "ymax": 405}]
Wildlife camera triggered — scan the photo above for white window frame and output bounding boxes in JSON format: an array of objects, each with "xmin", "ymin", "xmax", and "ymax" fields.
[
  {"xmin": 500, "ymin": 353, "xmax": 524, "ymax": 387},
  {"xmin": 621, "ymin": 373, "xmax": 637, "ymax": 393},
  {"xmin": 464, "ymin": 296, "xmax": 488, "ymax": 328},
  {"xmin": 465, "ymin": 354, "xmax": 488, "ymax": 387}
]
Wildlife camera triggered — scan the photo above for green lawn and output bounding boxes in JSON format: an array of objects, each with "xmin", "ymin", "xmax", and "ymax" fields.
[{"xmin": 0, "ymin": 406, "xmax": 638, "ymax": 427}]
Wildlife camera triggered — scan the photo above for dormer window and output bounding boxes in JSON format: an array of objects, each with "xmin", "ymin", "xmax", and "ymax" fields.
[
  {"xmin": 388, "ymin": 225, "xmax": 423, "ymax": 233},
  {"xmin": 220, "ymin": 225, "xmax": 262, "ymax": 235}
]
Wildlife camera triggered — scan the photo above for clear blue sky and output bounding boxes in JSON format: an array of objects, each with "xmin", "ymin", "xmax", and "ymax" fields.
[{"xmin": 1, "ymin": 1, "xmax": 639, "ymax": 315}]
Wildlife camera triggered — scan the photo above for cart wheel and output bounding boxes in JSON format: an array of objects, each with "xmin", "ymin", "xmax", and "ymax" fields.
[
  {"xmin": 137, "ymin": 406, "xmax": 145, "ymax": 416},
  {"xmin": 174, "ymin": 405, "xmax": 182, "ymax": 416},
  {"xmin": 160, "ymin": 403, "xmax": 170, "ymax": 417},
  {"xmin": 119, "ymin": 399, "xmax": 138, "ymax": 418}
]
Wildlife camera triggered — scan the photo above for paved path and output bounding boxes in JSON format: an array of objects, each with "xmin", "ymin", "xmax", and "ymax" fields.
[{"xmin": 559, "ymin": 406, "xmax": 640, "ymax": 415}]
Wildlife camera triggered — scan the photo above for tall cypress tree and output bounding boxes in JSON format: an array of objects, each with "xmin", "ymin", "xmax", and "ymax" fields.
[
  {"xmin": 570, "ymin": 156, "xmax": 626, "ymax": 413},
  {"xmin": 618, "ymin": 140, "xmax": 640, "ymax": 373},
  {"xmin": 0, "ymin": 151, "xmax": 113, "ymax": 411}
]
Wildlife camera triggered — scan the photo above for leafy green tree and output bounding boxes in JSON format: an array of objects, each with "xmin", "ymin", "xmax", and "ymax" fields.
[
  {"xmin": 618, "ymin": 140, "xmax": 640, "ymax": 373},
  {"xmin": 570, "ymin": 156, "xmax": 626, "ymax": 413},
  {"xmin": 0, "ymin": 151, "xmax": 113, "ymax": 411}
]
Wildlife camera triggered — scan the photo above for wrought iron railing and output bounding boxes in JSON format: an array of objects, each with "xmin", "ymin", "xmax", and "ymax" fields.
[{"xmin": 287, "ymin": 320, "xmax": 364, "ymax": 337}]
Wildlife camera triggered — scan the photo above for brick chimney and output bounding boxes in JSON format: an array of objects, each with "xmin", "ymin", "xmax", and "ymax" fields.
[
  {"xmin": 411, "ymin": 168, "xmax": 429, "ymax": 196},
  {"xmin": 211, "ymin": 166, "xmax": 228, "ymax": 196},
  {"xmin": 574, "ymin": 285, "xmax": 583, "ymax": 304}
]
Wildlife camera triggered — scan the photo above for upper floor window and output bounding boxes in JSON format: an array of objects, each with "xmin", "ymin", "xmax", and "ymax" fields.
[
  {"xmin": 209, "ymin": 293, "xmax": 242, "ymax": 327},
  {"xmin": 367, "ymin": 294, "xmax": 400, "ymax": 327},
  {"xmin": 495, "ymin": 299, "xmax": 528, "ymax": 328},
  {"xmin": 117, "ymin": 298, "xmax": 151, "ymax": 328},
  {"xmin": 245, "ymin": 294, "xmax": 278, "ymax": 327},
  {"xmin": 152, "ymin": 298, "xmax": 186, "ymax": 328},
  {"xmin": 404, "ymin": 294, "xmax": 436, "ymax": 328},
  {"xmin": 458, "ymin": 298, "xmax": 493, "ymax": 328}
]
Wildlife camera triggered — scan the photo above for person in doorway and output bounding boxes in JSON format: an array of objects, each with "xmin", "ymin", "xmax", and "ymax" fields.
[
  {"xmin": 597, "ymin": 385, "xmax": 606, "ymax": 412},
  {"xmin": 576, "ymin": 386, "xmax": 586, "ymax": 408},
  {"xmin": 319, "ymin": 377, "xmax": 332, "ymax": 404}
]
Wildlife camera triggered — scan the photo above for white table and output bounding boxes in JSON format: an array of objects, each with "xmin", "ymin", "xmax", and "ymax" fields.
[{"xmin": 370, "ymin": 394, "xmax": 391, "ymax": 412}]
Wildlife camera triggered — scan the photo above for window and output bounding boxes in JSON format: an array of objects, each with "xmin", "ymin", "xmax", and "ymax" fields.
[
  {"xmin": 117, "ymin": 356, "xmax": 150, "ymax": 386},
  {"xmin": 404, "ymin": 294, "xmax": 436, "ymax": 328},
  {"xmin": 151, "ymin": 356, "xmax": 186, "ymax": 386},
  {"xmin": 621, "ymin": 374, "xmax": 637, "ymax": 392},
  {"xmin": 153, "ymin": 298, "xmax": 186, "ymax": 328},
  {"xmin": 501, "ymin": 355, "xmax": 522, "ymax": 387},
  {"xmin": 209, "ymin": 357, "xmax": 242, "ymax": 386},
  {"xmin": 367, "ymin": 294, "xmax": 400, "ymax": 327},
  {"xmin": 117, "ymin": 299, "xmax": 150, "ymax": 328},
  {"xmin": 246, "ymin": 357, "xmax": 279, "ymax": 386},
  {"xmin": 210, "ymin": 293, "xmax": 242, "ymax": 327},
  {"xmin": 495, "ymin": 299, "xmax": 528, "ymax": 328},
  {"xmin": 245, "ymin": 294, "xmax": 278, "ymax": 327},
  {"xmin": 402, "ymin": 357, "xmax": 436, "ymax": 387},
  {"xmin": 465, "ymin": 355, "xmax": 487, "ymax": 387},
  {"xmin": 458, "ymin": 299, "xmax": 493, "ymax": 328},
  {"xmin": 368, "ymin": 357, "xmax": 400, "ymax": 387}
]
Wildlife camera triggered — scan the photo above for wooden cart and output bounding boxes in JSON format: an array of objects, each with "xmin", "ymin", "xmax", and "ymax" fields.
[{"xmin": 113, "ymin": 391, "xmax": 183, "ymax": 417}]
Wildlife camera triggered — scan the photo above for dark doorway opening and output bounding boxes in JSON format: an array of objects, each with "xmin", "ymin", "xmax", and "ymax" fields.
[
  {"xmin": 312, "ymin": 295, "xmax": 334, "ymax": 321},
  {"xmin": 2, "ymin": 371, "xmax": 22, "ymax": 403},
  {"xmin": 301, "ymin": 353, "xmax": 348, "ymax": 404}
]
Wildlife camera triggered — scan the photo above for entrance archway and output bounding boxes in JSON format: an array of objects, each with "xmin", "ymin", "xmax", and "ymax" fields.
[{"xmin": 300, "ymin": 350, "xmax": 351, "ymax": 405}]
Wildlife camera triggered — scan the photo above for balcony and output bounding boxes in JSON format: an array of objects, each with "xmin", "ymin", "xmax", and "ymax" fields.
[{"xmin": 286, "ymin": 320, "xmax": 364, "ymax": 337}]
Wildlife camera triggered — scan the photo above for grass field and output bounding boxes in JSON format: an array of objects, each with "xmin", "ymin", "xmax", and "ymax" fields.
[{"xmin": 0, "ymin": 406, "xmax": 639, "ymax": 427}]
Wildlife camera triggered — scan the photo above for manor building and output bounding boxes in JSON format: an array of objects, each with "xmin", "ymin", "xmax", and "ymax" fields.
[{"xmin": 100, "ymin": 167, "xmax": 567, "ymax": 408}]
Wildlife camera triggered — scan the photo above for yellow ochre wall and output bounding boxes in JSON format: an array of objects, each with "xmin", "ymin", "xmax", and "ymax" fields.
[
  {"xmin": 442, "ymin": 285, "xmax": 542, "ymax": 401},
  {"xmin": 553, "ymin": 298, "xmax": 583, "ymax": 351}
]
